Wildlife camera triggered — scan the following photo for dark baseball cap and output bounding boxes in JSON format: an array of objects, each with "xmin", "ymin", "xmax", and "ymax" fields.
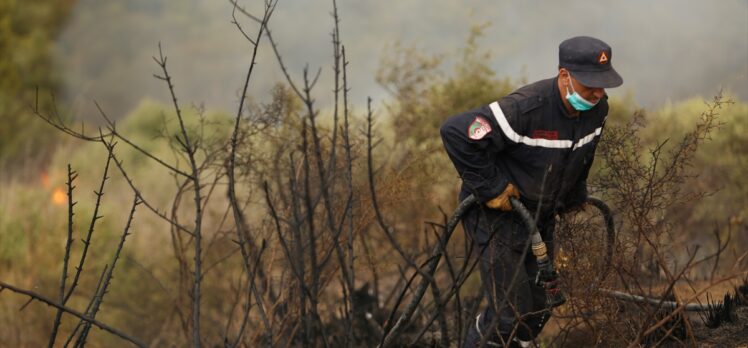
[{"xmin": 559, "ymin": 36, "xmax": 623, "ymax": 88}]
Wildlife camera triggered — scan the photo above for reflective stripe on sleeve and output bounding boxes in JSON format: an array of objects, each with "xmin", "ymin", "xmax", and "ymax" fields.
[{"xmin": 572, "ymin": 126, "xmax": 603, "ymax": 150}]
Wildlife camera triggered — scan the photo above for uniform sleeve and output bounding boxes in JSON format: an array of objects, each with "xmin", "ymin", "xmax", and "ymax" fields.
[{"xmin": 439, "ymin": 104, "xmax": 515, "ymax": 203}]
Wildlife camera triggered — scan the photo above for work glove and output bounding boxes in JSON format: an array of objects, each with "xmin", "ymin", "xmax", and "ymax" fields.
[{"xmin": 485, "ymin": 183, "xmax": 520, "ymax": 211}]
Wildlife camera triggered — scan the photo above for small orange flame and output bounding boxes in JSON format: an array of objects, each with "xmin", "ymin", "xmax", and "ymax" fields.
[{"xmin": 52, "ymin": 188, "xmax": 67, "ymax": 206}]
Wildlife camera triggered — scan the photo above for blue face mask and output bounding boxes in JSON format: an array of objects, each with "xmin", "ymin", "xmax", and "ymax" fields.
[{"xmin": 565, "ymin": 76, "xmax": 598, "ymax": 111}]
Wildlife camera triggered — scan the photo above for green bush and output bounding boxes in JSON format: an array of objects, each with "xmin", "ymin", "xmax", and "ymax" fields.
[{"xmin": 0, "ymin": 0, "xmax": 76, "ymax": 168}]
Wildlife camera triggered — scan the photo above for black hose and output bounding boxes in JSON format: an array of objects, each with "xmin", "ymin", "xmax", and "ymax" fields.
[
  {"xmin": 600, "ymin": 289, "xmax": 713, "ymax": 311},
  {"xmin": 586, "ymin": 196, "xmax": 616, "ymax": 278},
  {"xmin": 379, "ymin": 194, "xmax": 477, "ymax": 348},
  {"xmin": 509, "ymin": 197, "xmax": 543, "ymax": 258}
]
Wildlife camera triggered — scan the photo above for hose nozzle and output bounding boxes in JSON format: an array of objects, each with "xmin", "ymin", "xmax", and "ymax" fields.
[{"xmin": 536, "ymin": 258, "xmax": 566, "ymax": 308}]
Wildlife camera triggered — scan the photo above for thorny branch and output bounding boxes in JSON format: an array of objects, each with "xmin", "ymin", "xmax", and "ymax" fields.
[
  {"xmin": 0, "ymin": 281, "xmax": 147, "ymax": 348},
  {"xmin": 47, "ymin": 164, "xmax": 77, "ymax": 347},
  {"xmin": 153, "ymin": 42, "xmax": 207, "ymax": 347}
]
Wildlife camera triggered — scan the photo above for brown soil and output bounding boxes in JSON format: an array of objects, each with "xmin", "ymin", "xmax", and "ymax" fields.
[{"xmin": 537, "ymin": 279, "xmax": 748, "ymax": 347}]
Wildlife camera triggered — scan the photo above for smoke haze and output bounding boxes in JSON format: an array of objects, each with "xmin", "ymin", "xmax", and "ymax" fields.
[{"xmin": 55, "ymin": 0, "xmax": 748, "ymax": 121}]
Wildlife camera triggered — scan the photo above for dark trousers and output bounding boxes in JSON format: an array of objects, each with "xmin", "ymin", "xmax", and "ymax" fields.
[{"xmin": 462, "ymin": 205, "xmax": 555, "ymax": 347}]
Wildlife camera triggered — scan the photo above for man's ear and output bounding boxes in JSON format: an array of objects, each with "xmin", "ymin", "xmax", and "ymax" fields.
[{"xmin": 558, "ymin": 68, "xmax": 571, "ymax": 90}]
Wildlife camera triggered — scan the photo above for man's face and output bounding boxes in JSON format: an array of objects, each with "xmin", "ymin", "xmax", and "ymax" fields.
[{"xmin": 561, "ymin": 69, "xmax": 606, "ymax": 104}]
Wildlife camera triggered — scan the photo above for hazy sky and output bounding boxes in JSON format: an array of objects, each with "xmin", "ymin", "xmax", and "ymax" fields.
[{"xmin": 55, "ymin": 0, "xmax": 748, "ymax": 121}]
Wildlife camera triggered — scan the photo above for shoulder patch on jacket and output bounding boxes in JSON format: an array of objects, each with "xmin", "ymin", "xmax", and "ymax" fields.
[{"xmin": 467, "ymin": 116, "xmax": 492, "ymax": 140}]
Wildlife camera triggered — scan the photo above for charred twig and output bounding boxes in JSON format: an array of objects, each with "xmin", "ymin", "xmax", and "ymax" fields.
[
  {"xmin": 409, "ymin": 240, "xmax": 483, "ymax": 346},
  {"xmin": 95, "ymin": 102, "xmax": 193, "ymax": 179},
  {"xmin": 341, "ymin": 45, "xmax": 356, "ymax": 346},
  {"xmin": 31, "ymin": 89, "xmax": 111, "ymax": 142},
  {"xmin": 302, "ymin": 119, "xmax": 319, "ymax": 347},
  {"xmin": 101, "ymin": 138, "xmax": 194, "ymax": 237},
  {"xmin": 47, "ymin": 164, "xmax": 78, "ymax": 347},
  {"xmin": 231, "ymin": 240, "xmax": 268, "ymax": 348},
  {"xmin": 153, "ymin": 43, "xmax": 206, "ymax": 347},
  {"xmin": 264, "ymin": 181, "xmax": 307, "ymax": 294},
  {"xmin": 365, "ymin": 98, "xmax": 418, "ymax": 270},
  {"xmin": 75, "ymin": 194, "xmax": 141, "ymax": 347},
  {"xmin": 429, "ymin": 273, "xmax": 449, "ymax": 348},
  {"xmin": 63, "ymin": 266, "xmax": 109, "ymax": 348},
  {"xmin": 64, "ymin": 139, "xmax": 115, "ymax": 304},
  {"xmin": 0, "ymin": 280, "xmax": 146, "ymax": 348},
  {"xmin": 226, "ymin": 1, "xmax": 276, "ymax": 346},
  {"xmin": 286, "ymin": 151, "xmax": 311, "ymax": 347}
]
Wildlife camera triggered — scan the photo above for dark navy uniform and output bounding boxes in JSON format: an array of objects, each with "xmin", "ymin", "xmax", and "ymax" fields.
[
  {"xmin": 440, "ymin": 77, "xmax": 608, "ymax": 345},
  {"xmin": 441, "ymin": 76, "xmax": 606, "ymax": 213}
]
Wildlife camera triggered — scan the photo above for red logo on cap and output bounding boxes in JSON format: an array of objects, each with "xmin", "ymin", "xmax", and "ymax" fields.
[{"xmin": 598, "ymin": 51, "xmax": 609, "ymax": 64}]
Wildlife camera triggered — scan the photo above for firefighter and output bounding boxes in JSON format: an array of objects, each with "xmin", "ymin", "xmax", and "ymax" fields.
[{"xmin": 440, "ymin": 36, "xmax": 623, "ymax": 347}]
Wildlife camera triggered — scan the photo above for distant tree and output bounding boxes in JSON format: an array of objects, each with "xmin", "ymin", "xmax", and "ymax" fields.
[
  {"xmin": 375, "ymin": 24, "xmax": 517, "ymax": 219},
  {"xmin": 640, "ymin": 97, "xmax": 748, "ymax": 255},
  {"xmin": 377, "ymin": 24, "xmax": 515, "ymax": 160},
  {"xmin": 0, "ymin": 0, "xmax": 77, "ymax": 170}
]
